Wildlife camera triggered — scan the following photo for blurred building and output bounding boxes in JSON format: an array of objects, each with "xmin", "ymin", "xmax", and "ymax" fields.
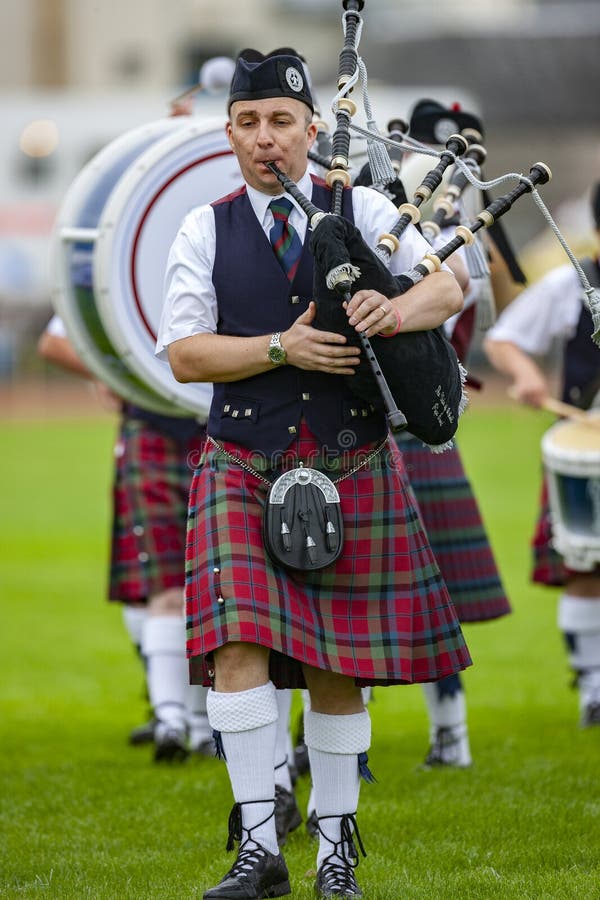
[{"xmin": 0, "ymin": 0, "xmax": 599, "ymax": 372}]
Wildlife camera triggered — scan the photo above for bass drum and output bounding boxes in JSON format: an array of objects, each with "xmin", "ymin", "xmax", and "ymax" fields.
[
  {"xmin": 94, "ymin": 118, "xmax": 241, "ymax": 419},
  {"xmin": 51, "ymin": 117, "xmax": 241, "ymax": 419}
]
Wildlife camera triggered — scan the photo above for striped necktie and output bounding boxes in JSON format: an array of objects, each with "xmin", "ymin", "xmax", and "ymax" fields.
[{"xmin": 269, "ymin": 197, "xmax": 303, "ymax": 281}]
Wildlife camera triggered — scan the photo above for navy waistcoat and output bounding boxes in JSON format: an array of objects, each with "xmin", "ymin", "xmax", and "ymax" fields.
[
  {"xmin": 208, "ymin": 176, "xmax": 387, "ymax": 458},
  {"xmin": 562, "ymin": 257, "xmax": 600, "ymax": 409}
]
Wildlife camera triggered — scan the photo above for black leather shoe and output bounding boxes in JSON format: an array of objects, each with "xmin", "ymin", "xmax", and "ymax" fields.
[
  {"xmin": 203, "ymin": 843, "xmax": 291, "ymax": 899},
  {"xmin": 274, "ymin": 786, "xmax": 302, "ymax": 846},
  {"xmin": 191, "ymin": 738, "xmax": 217, "ymax": 757},
  {"xmin": 153, "ymin": 724, "xmax": 189, "ymax": 763},
  {"xmin": 305, "ymin": 810, "xmax": 318, "ymax": 840},
  {"xmin": 313, "ymin": 813, "xmax": 366, "ymax": 898},
  {"xmin": 581, "ymin": 701, "xmax": 600, "ymax": 727},
  {"xmin": 315, "ymin": 858, "xmax": 363, "ymax": 898},
  {"xmin": 128, "ymin": 716, "xmax": 156, "ymax": 746},
  {"xmin": 293, "ymin": 737, "xmax": 310, "ymax": 777}
]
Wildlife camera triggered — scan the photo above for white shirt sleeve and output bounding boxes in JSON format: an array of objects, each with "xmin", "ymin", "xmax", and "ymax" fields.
[
  {"xmin": 156, "ymin": 181, "xmax": 454, "ymax": 358},
  {"xmin": 156, "ymin": 205, "xmax": 218, "ymax": 358},
  {"xmin": 350, "ymin": 185, "xmax": 439, "ymax": 274},
  {"xmin": 486, "ymin": 264, "xmax": 583, "ymax": 355},
  {"xmin": 46, "ymin": 314, "xmax": 67, "ymax": 337}
]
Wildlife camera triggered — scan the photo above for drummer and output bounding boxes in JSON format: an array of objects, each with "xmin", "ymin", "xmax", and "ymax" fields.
[
  {"xmin": 158, "ymin": 47, "xmax": 469, "ymax": 900},
  {"xmin": 38, "ymin": 315, "xmax": 214, "ymax": 760},
  {"xmin": 484, "ymin": 181, "xmax": 600, "ymax": 728}
]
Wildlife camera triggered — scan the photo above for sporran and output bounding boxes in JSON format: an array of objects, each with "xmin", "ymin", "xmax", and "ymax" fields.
[{"xmin": 207, "ymin": 435, "xmax": 387, "ymax": 572}]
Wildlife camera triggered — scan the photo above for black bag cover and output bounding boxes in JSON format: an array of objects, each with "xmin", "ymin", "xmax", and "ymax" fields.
[
  {"xmin": 309, "ymin": 215, "xmax": 463, "ymax": 446},
  {"xmin": 262, "ymin": 466, "xmax": 344, "ymax": 572}
]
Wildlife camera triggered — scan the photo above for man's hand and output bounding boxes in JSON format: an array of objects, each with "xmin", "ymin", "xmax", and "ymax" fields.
[
  {"xmin": 345, "ymin": 290, "xmax": 400, "ymax": 338},
  {"xmin": 283, "ymin": 302, "xmax": 361, "ymax": 374}
]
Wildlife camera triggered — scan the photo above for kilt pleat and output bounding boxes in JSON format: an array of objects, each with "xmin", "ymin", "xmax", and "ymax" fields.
[
  {"xmin": 185, "ymin": 428, "xmax": 472, "ymax": 688},
  {"xmin": 396, "ymin": 434, "xmax": 511, "ymax": 622},
  {"xmin": 109, "ymin": 417, "xmax": 206, "ymax": 603}
]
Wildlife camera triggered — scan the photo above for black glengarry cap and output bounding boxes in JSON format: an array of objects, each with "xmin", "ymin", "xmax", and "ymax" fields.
[
  {"xmin": 228, "ymin": 49, "xmax": 314, "ymax": 114},
  {"xmin": 409, "ymin": 98, "xmax": 483, "ymax": 144}
]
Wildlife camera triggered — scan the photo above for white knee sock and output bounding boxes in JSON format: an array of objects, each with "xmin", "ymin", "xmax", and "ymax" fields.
[
  {"xmin": 142, "ymin": 616, "xmax": 187, "ymax": 731},
  {"xmin": 122, "ymin": 605, "xmax": 148, "ymax": 653},
  {"xmin": 421, "ymin": 680, "xmax": 467, "ymax": 733},
  {"xmin": 558, "ymin": 594, "xmax": 600, "ymax": 668},
  {"xmin": 275, "ymin": 689, "xmax": 293, "ymax": 791},
  {"xmin": 558, "ymin": 594, "xmax": 600, "ymax": 712},
  {"xmin": 186, "ymin": 684, "xmax": 213, "ymax": 747},
  {"xmin": 304, "ymin": 709, "xmax": 371, "ymax": 868},
  {"xmin": 207, "ymin": 682, "xmax": 279, "ymax": 856}
]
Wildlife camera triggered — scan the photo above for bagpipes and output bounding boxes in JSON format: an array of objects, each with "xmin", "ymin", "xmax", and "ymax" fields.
[{"xmin": 277, "ymin": 0, "xmax": 600, "ymax": 447}]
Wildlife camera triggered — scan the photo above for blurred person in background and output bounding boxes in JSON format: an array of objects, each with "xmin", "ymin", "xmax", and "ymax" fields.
[
  {"xmin": 35, "ymin": 90, "xmax": 216, "ymax": 763},
  {"xmin": 351, "ymin": 98, "xmax": 515, "ymax": 771},
  {"xmin": 484, "ymin": 182, "xmax": 600, "ymax": 727},
  {"xmin": 38, "ymin": 314, "xmax": 214, "ymax": 761}
]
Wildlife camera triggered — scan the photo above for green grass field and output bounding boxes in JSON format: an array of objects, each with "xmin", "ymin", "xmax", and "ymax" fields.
[{"xmin": 1, "ymin": 401, "xmax": 599, "ymax": 899}]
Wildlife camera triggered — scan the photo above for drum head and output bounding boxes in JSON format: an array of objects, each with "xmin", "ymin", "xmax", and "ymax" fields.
[
  {"xmin": 541, "ymin": 418, "xmax": 600, "ymax": 570},
  {"xmin": 94, "ymin": 118, "xmax": 242, "ymax": 419},
  {"xmin": 50, "ymin": 118, "xmax": 187, "ymax": 414}
]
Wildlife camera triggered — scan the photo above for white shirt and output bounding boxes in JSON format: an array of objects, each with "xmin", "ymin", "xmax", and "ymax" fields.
[
  {"xmin": 46, "ymin": 314, "xmax": 67, "ymax": 337},
  {"xmin": 486, "ymin": 263, "xmax": 585, "ymax": 355},
  {"xmin": 156, "ymin": 169, "xmax": 439, "ymax": 356}
]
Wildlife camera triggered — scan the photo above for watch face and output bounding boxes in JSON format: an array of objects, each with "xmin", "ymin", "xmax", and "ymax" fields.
[{"xmin": 268, "ymin": 345, "xmax": 286, "ymax": 364}]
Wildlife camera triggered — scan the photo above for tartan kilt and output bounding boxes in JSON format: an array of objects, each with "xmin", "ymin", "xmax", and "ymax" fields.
[
  {"xmin": 531, "ymin": 478, "xmax": 568, "ymax": 586},
  {"xmin": 395, "ymin": 434, "xmax": 511, "ymax": 622},
  {"xmin": 185, "ymin": 425, "xmax": 472, "ymax": 688},
  {"xmin": 109, "ymin": 417, "xmax": 207, "ymax": 603}
]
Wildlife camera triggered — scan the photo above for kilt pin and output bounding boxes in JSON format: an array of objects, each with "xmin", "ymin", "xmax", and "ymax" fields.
[
  {"xmin": 185, "ymin": 424, "xmax": 472, "ymax": 688},
  {"xmin": 109, "ymin": 416, "xmax": 207, "ymax": 603},
  {"xmin": 395, "ymin": 433, "xmax": 512, "ymax": 622}
]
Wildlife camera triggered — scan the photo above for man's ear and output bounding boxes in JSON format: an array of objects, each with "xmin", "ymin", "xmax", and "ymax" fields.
[{"xmin": 225, "ymin": 121, "xmax": 236, "ymax": 153}]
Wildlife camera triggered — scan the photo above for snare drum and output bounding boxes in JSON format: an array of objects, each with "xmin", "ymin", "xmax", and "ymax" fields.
[
  {"xmin": 51, "ymin": 117, "xmax": 241, "ymax": 419},
  {"xmin": 541, "ymin": 418, "xmax": 600, "ymax": 571}
]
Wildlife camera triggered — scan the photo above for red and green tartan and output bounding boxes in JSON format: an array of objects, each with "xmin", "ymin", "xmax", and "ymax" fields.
[
  {"xmin": 109, "ymin": 417, "xmax": 207, "ymax": 603},
  {"xmin": 531, "ymin": 478, "xmax": 569, "ymax": 586},
  {"xmin": 395, "ymin": 434, "xmax": 511, "ymax": 622},
  {"xmin": 185, "ymin": 425, "xmax": 472, "ymax": 688}
]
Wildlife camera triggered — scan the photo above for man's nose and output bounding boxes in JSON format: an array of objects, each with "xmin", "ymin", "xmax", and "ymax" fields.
[{"xmin": 256, "ymin": 121, "xmax": 274, "ymax": 144}]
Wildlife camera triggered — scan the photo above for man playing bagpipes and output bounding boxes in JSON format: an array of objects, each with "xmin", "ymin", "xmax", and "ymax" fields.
[{"xmin": 157, "ymin": 49, "xmax": 470, "ymax": 899}]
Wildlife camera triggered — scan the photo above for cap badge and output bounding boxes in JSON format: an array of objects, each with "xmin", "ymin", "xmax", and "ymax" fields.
[
  {"xmin": 433, "ymin": 117, "xmax": 459, "ymax": 144},
  {"xmin": 285, "ymin": 66, "xmax": 304, "ymax": 93}
]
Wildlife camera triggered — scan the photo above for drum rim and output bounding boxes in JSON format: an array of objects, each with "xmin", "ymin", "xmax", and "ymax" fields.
[
  {"xmin": 542, "ymin": 419, "xmax": 600, "ymax": 476},
  {"xmin": 93, "ymin": 117, "xmax": 234, "ymax": 419},
  {"xmin": 50, "ymin": 117, "xmax": 188, "ymax": 414}
]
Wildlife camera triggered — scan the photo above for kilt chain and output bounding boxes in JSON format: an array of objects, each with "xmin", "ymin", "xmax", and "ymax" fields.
[{"xmin": 205, "ymin": 435, "xmax": 389, "ymax": 486}]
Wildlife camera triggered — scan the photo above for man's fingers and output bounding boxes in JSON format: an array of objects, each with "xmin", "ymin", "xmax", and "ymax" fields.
[{"xmin": 295, "ymin": 301, "xmax": 316, "ymax": 325}]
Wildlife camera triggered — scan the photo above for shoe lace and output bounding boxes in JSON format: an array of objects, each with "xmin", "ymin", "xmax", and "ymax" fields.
[
  {"xmin": 316, "ymin": 812, "xmax": 366, "ymax": 879},
  {"xmin": 225, "ymin": 842, "xmax": 269, "ymax": 880},
  {"xmin": 225, "ymin": 799, "xmax": 275, "ymax": 854},
  {"xmin": 319, "ymin": 857, "xmax": 361, "ymax": 893}
]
